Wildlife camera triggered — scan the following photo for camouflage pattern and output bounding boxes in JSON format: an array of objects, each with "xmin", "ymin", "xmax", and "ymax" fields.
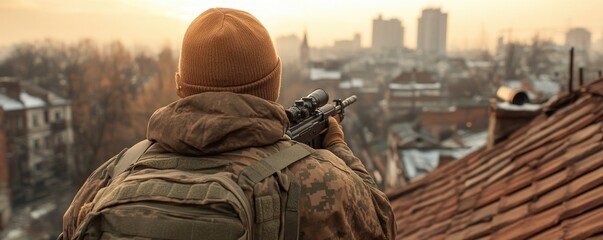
[
  {"xmin": 60, "ymin": 92, "xmax": 395, "ymax": 240},
  {"xmin": 60, "ymin": 153, "xmax": 119, "ymax": 239}
]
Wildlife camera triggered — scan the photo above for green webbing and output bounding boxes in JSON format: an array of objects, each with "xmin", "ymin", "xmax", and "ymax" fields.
[
  {"xmin": 284, "ymin": 169, "xmax": 301, "ymax": 240},
  {"xmin": 238, "ymin": 144, "xmax": 311, "ymax": 185},
  {"xmin": 100, "ymin": 213, "xmax": 245, "ymax": 240},
  {"xmin": 111, "ymin": 140, "xmax": 153, "ymax": 179},
  {"xmin": 111, "ymin": 179, "xmax": 240, "ymax": 205}
]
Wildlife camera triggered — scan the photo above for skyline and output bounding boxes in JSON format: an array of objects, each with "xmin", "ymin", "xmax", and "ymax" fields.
[{"xmin": 1, "ymin": 0, "xmax": 603, "ymax": 52}]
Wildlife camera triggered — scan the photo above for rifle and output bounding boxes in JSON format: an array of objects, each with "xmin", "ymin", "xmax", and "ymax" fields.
[{"xmin": 285, "ymin": 89, "xmax": 357, "ymax": 148}]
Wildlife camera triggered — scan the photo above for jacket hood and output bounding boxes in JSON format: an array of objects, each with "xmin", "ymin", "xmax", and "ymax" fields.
[{"xmin": 147, "ymin": 92, "xmax": 289, "ymax": 155}]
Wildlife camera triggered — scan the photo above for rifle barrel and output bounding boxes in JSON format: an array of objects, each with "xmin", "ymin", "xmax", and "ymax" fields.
[{"xmin": 341, "ymin": 95, "xmax": 357, "ymax": 107}]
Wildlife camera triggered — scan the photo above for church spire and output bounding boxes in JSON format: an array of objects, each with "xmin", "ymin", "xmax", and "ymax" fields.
[
  {"xmin": 302, "ymin": 29, "xmax": 308, "ymax": 48},
  {"xmin": 300, "ymin": 29, "xmax": 310, "ymax": 67}
]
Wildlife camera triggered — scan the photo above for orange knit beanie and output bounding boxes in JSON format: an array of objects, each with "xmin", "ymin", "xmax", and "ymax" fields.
[{"xmin": 175, "ymin": 8, "xmax": 281, "ymax": 101}]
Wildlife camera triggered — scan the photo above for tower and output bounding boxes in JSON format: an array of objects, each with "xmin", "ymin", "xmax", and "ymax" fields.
[
  {"xmin": 300, "ymin": 30, "xmax": 310, "ymax": 67},
  {"xmin": 372, "ymin": 14, "xmax": 404, "ymax": 50},
  {"xmin": 417, "ymin": 8, "xmax": 448, "ymax": 56}
]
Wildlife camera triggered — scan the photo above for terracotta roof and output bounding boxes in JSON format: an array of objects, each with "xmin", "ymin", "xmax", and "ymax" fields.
[{"xmin": 388, "ymin": 78, "xmax": 603, "ymax": 240}]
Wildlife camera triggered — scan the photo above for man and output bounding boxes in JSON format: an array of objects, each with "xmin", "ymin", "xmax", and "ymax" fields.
[{"xmin": 60, "ymin": 8, "xmax": 395, "ymax": 239}]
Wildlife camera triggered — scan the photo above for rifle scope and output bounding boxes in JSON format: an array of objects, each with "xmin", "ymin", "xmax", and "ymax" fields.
[{"xmin": 285, "ymin": 88, "xmax": 329, "ymax": 124}]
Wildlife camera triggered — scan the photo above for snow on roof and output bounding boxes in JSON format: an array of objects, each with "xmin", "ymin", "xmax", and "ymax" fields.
[
  {"xmin": 310, "ymin": 68, "xmax": 342, "ymax": 81},
  {"xmin": 497, "ymin": 102, "xmax": 542, "ymax": 111},
  {"xmin": 48, "ymin": 92, "xmax": 69, "ymax": 105},
  {"xmin": 20, "ymin": 92, "xmax": 45, "ymax": 108},
  {"xmin": 531, "ymin": 78, "xmax": 561, "ymax": 96},
  {"xmin": 389, "ymin": 82, "xmax": 441, "ymax": 90},
  {"xmin": 0, "ymin": 93, "xmax": 25, "ymax": 111},
  {"xmin": 30, "ymin": 202, "xmax": 57, "ymax": 220},
  {"xmin": 338, "ymin": 78, "xmax": 364, "ymax": 89},
  {"xmin": 460, "ymin": 131, "xmax": 488, "ymax": 149},
  {"xmin": 466, "ymin": 60, "xmax": 492, "ymax": 68},
  {"xmin": 401, "ymin": 149, "xmax": 439, "ymax": 180}
]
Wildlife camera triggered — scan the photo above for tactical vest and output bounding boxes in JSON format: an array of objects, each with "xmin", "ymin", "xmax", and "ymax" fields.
[{"xmin": 73, "ymin": 140, "xmax": 312, "ymax": 240}]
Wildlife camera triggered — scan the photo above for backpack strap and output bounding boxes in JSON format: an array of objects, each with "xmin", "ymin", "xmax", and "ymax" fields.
[
  {"xmin": 238, "ymin": 143, "xmax": 311, "ymax": 240},
  {"xmin": 110, "ymin": 139, "xmax": 154, "ymax": 179},
  {"xmin": 238, "ymin": 143, "xmax": 311, "ymax": 184},
  {"xmin": 284, "ymin": 169, "xmax": 301, "ymax": 240}
]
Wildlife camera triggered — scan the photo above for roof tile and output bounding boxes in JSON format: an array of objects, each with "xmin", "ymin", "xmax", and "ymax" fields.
[
  {"xmin": 469, "ymin": 201, "xmax": 499, "ymax": 225},
  {"xmin": 530, "ymin": 186, "xmax": 567, "ymax": 213},
  {"xmin": 530, "ymin": 225, "xmax": 565, "ymax": 240},
  {"xmin": 418, "ymin": 219, "xmax": 452, "ymax": 239},
  {"xmin": 493, "ymin": 205, "xmax": 561, "ymax": 240},
  {"xmin": 568, "ymin": 162, "xmax": 603, "ymax": 199},
  {"xmin": 463, "ymin": 222, "xmax": 492, "ymax": 239},
  {"xmin": 565, "ymin": 206, "xmax": 603, "ymax": 240},
  {"xmin": 476, "ymin": 180, "xmax": 507, "ymax": 207},
  {"xmin": 491, "ymin": 204, "xmax": 529, "ymax": 230},
  {"xmin": 562, "ymin": 184, "xmax": 603, "ymax": 220},
  {"xmin": 499, "ymin": 186, "xmax": 535, "ymax": 212}
]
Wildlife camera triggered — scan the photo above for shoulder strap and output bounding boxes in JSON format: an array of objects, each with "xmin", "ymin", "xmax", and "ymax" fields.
[
  {"xmin": 238, "ymin": 143, "xmax": 312, "ymax": 185},
  {"xmin": 284, "ymin": 169, "xmax": 301, "ymax": 240},
  {"xmin": 110, "ymin": 139, "xmax": 154, "ymax": 179},
  {"xmin": 238, "ymin": 143, "xmax": 312, "ymax": 240}
]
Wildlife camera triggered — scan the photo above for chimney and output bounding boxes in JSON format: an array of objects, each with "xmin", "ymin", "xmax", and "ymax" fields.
[
  {"xmin": 0, "ymin": 78, "xmax": 22, "ymax": 101},
  {"xmin": 487, "ymin": 87, "xmax": 541, "ymax": 148},
  {"xmin": 496, "ymin": 86, "xmax": 529, "ymax": 105}
]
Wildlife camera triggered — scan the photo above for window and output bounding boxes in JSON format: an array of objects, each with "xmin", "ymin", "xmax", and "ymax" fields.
[
  {"xmin": 32, "ymin": 115, "xmax": 39, "ymax": 127},
  {"xmin": 45, "ymin": 136, "xmax": 51, "ymax": 148},
  {"xmin": 33, "ymin": 139, "xmax": 40, "ymax": 151},
  {"xmin": 44, "ymin": 110, "xmax": 49, "ymax": 123},
  {"xmin": 55, "ymin": 111, "xmax": 61, "ymax": 121},
  {"xmin": 35, "ymin": 162, "xmax": 43, "ymax": 171},
  {"xmin": 16, "ymin": 117, "xmax": 23, "ymax": 130},
  {"xmin": 56, "ymin": 133, "xmax": 64, "ymax": 145}
]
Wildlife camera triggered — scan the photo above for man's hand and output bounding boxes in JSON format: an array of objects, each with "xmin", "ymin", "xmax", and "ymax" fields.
[{"xmin": 323, "ymin": 116, "xmax": 345, "ymax": 148}]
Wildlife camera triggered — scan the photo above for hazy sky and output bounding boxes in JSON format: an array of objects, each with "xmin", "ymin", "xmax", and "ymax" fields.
[{"xmin": 1, "ymin": 0, "xmax": 602, "ymax": 51}]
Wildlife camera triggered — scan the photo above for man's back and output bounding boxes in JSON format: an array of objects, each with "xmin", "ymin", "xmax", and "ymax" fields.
[
  {"xmin": 60, "ymin": 7, "xmax": 395, "ymax": 240},
  {"xmin": 61, "ymin": 92, "xmax": 394, "ymax": 239}
]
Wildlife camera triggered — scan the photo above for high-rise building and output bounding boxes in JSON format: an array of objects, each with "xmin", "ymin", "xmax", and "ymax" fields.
[
  {"xmin": 417, "ymin": 8, "xmax": 448, "ymax": 56},
  {"xmin": 372, "ymin": 15, "xmax": 404, "ymax": 50},
  {"xmin": 565, "ymin": 28, "xmax": 592, "ymax": 51}
]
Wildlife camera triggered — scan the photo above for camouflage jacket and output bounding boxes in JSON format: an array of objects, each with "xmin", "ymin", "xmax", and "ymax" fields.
[{"xmin": 60, "ymin": 92, "xmax": 396, "ymax": 240}]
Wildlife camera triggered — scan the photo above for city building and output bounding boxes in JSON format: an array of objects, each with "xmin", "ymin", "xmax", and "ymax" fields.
[
  {"xmin": 0, "ymin": 78, "xmax": 74, "ymax": 204},
  {"xmin": 417, "ymin": 8, "xmax": 448, "ymax": 57},
  {"xmin": 0, "ymin": 109, "xmax": 10, "ymax": 230},
  {"xmin": 334, "ymin": 33, "xmax": 362, "ymax": 53},
  {"xmin": 565, "ymin": 27, "xmax": 592, "ymax": 51},
  {"xmin": 372, "ymin": 14, "xmax": 404, "ymax": 51},
  {"xmin": 385, "ymin": 70, "xmax": 442, "ymax": 117}
]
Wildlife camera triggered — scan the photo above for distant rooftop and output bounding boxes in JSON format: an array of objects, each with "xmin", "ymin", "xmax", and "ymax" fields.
[
  {"xmin": 0, "ymin": 80, "xmax": 69, "ymax": 111},
  {"xmin": 20, "ymin": 92, "xmax": 45, "ymax": 108},
  {"xmin": 0, "ymin": 93, "xmax": 24, "ymax": 111}
]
